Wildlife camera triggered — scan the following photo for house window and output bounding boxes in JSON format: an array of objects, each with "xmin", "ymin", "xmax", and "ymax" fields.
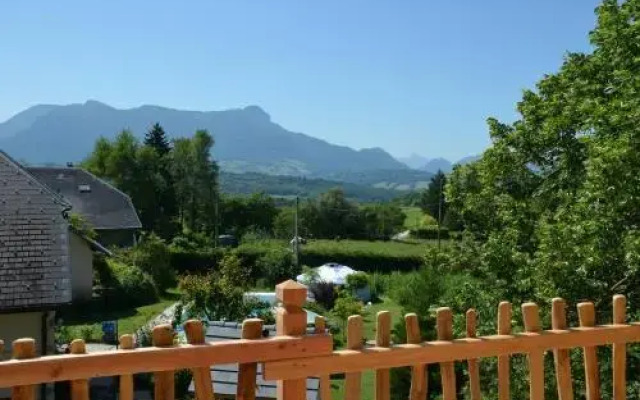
[{"xmin": 78, "ymin": 184, "xmax": 91, "ymax": 193}]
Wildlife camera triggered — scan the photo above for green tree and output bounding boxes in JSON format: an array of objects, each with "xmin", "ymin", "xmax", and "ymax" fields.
[
  {"xmin": 144, "ymin": 123, "xmax": 171, "ymax": 156},
  {"xmin": 360, "ymin": 203, "xmax": 406, "ymax": 239},
  {"xmin": 419, "ymin": 170, "xmax": 447, "ymax": 222},
  {"xmin": 168, "ymin": 131, "xmax": 219, "ymax": 233}
]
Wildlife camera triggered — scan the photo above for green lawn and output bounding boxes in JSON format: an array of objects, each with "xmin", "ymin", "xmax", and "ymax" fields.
[{"xmin": 58, "ymin": 288, "xmax": 181, "ymax": 342}]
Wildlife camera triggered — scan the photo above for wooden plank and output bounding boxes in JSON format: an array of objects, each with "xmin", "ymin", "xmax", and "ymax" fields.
[
  {"xmin": 437, "ymin": 308, "xmax": 456, "ymax": 400},
  {"xmin": 184, "ymin": 320, "xmax": 214, "ymax": 400},
  {"xmin": 498, "ymin": 301, "xmax": 511, "ymax": 400},
  {"xmin": 152, "ymin": 324, "xmax": 175, "ymax": 400},
  {"xmin": 314, "ymin": 316, "xmax": 331, "ymax": 400},
  {"xmin": 613, "ymin": 295, "xmax": 626, "ymax": 400},
  {"xmin": 345, "ymin": 315, "xmax": 363, "ymax": 400},
  {"xmin": 551, "ymin": 298, "xmax": 573, "ymax": 400},
  {"xmin": 578, "ymin": 302, "xmax": 600, "ymax": 400},
  {"xmin": 69, "ymin": 340, "xmax": 89, "ymax": 400},
  {"xmin": 466, "ymin": 309, "xmax": 481, "ymax": 400},
  {"xmin": 276, "ymin": 280, "xmax": 308, "ymax": 400},
  {"xmin": 406, "ymin": 313, "xmax": 427, "ymax": 400},
  {"xmin": 237, "ymin": 319, "xmax": 263, "ymax": 400},
  {"xmin": 11, "ymin": 339, "xmax": 36, "ymax": 400},
  {"xmin": 523, "ymin": 303, "xmax": 544, "ymax": 400},
  {"xmin": 263, "ymin": 323, "xmax": 640, "ymax": 380},
  {"xmin": 0, "ymin": 334, "xmax": 331, "ymax": 388},
  {"xmin": 375, "ymin": 311, "xmax": 391, "ymax": 400},
  {"xmin": 118, "ymin": 335, "xmax": 135, "ymax": 400}
]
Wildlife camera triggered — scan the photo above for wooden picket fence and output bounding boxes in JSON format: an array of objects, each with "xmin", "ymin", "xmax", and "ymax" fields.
[{"xmin": 0, "ymin": 280, "xmax": 636, "ymax": 400}]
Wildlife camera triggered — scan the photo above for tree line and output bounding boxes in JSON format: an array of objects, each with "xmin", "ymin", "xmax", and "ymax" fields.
[{"xmin": 82, "ymin": 126, "xmax": 406, "ymax": 242}]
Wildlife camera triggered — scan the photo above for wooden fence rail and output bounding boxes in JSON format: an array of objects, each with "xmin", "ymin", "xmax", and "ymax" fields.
[{"xmin": 0, "ymin": 280, "xmax": 637, "ymax": 400}]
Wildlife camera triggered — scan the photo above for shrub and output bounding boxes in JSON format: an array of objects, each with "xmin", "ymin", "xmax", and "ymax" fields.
[
  {"xmin": 345, "ymin": 272, "xmax": 369, "ymax": 291},
  {"xmin": 170, "ymin": 230, "xmax": 216, "ymax": 252},
  {"xmin": 93, "ymin": 253, "xmax": 117, "ymax": 288},
  {"xmin": 331, "ymin": 294, "xmax": 365, "ymax": 341},
  {"xmin": 106, "ymin": 260, "xmax": 158, "ymax": 307},
  {"xmin": 255, "ymin": 248, "xmax": 296, "ymax": 286},
  {"xmin": 126, "ymin": 232, "xmax": 176, "ymax": 292},
  {"xmin": 308, "ymin": 281, "xmax": 336, "ymax": 310},
  {"xmin": 79, "ymin": 325, "xmax": 96, "ymax": 342},
  {"xmin": 178, "ymin": 274, "xmax": 211, "ymax": 317}
]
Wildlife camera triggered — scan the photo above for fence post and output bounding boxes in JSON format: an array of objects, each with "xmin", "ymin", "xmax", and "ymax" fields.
[
  {"xmin": 119, "ymin": 334, "xmax": 135, "ymax": 400},
  {"xmin": 437, "ymin": 308, "xmax": 456, "ymax": 400},
  {"xmin": 237, "ymin": 318, "xmax": 263, "ymax": 400},
  {"xmin": 185, "ymin": 320, "xmax": 214, "ymax": 400},
  {"xmin": 375, "ymin": 311, "xmax": 391, "ymax": 400},
  {"xmin": 552, "ymin": 298, "xmax": 573, "ymax": 400},
  {"xmin": 406, "ymin": 313, "xmax": 427, "ymax": 400},
  {"xmin": 345, "ymin": 315, "xmax": 363, "ymax": 400},
  {"xmin": 69, "ymin": 339, "xmax": 89, "ymax": 400},
  {"xmin": 613, "ymin": 295, "xmax": 627, "ymax": 400},
  {"xmin": 466, "ymin": 309, "xmax": 481, "ymax": 400},
  {"xmin": 11, "ymin": 339, "xmax": 36, "ymax": 400},
  {"xmin": 522, "ymin": 303, "xmax": 544, "ymax": 400},
  {"xmin": 276, "ymin": 280, "xmax": 308, "ymax": 400},
  {"xmin": 497, "ymin": 302, "xmax": 512, "ymax": 400},
  {"xmin": 314, "ymin": 316, "xmax": 331, "ymax": 400},
  {"xmin": 152, "ymin": 324, "xmax": 175, "ymax": 400}
]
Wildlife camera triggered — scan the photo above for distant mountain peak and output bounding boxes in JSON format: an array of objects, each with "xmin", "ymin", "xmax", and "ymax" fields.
[
  {"xmin": 241, "ymin": 105, "xmax": 271, "ymax": 123},
  {"xmin": 83, "ymin": 99, "xmax": 112, "ymax": 108}
]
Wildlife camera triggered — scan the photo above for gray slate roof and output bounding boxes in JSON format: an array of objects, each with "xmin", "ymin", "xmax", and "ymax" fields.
[
  {"xmin": 0, "ymin": 151, "xmax": 72, "ymax": 311},
  {"xmin": 188, "ymin": 321, "xmax": 320, "ymax": 400},
  {"xmin": 26, "ymin": 167, "xmax": 142, "ymax": 231}
]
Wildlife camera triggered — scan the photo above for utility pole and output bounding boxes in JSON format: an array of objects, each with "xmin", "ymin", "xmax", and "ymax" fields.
[
  {"xmin": 381, "ymin": 203, "xmax": 386, "ymax": 240},
  {"xmin": 294, "ymin": 196, "xmax": 300, "ymax": 268},
  {"xmin": 214, "ymin": 194, "xmax": 219, "ymax": 247},
  {"xmin": 437, "ymin": 176, "xmax": 443, "ymax": 250}
]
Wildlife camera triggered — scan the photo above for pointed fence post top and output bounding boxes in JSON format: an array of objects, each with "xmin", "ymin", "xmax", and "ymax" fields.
[{"xmin": 276, "ymin": 279, "xmax": 307, "ymax": 307}]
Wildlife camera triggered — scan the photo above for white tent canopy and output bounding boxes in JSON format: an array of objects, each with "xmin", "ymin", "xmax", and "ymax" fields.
[{"xmin": 296, "ymin": 262, "xmax": 358, "ymax": 286}]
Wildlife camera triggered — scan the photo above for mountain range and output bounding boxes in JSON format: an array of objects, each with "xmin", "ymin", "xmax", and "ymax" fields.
[
  {"xmin": 398, "ymin": 153, "xmax": 481, "ymax": 174},
  {"xmin": 0, "ymin": 101, "xmax": 479, "ymax": 191}
]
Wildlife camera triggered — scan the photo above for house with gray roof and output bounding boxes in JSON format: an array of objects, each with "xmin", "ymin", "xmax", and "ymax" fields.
[
  {"xmin": 187, "ymin": 321, "xmax": 320, "ymax": 400},
  {"xmin": 0, "ymin": 151, "xmax": 111, "ymax": 399},
  {"xmin": 26, "ymin": 167, "xmax": 142, "ymax": 247}
]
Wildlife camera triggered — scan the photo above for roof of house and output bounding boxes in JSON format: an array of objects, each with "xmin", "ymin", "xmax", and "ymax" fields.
[
  {"xmin": 0, "ymin": 151, "xmax": 72, "ymax": 312},
  {"xmin": 26, "ymin": 167, "xmax": 142, "ymax": 231},
  {"xmin": 187, "ymin": 321, "xmax": 320, "ymax": 400}
]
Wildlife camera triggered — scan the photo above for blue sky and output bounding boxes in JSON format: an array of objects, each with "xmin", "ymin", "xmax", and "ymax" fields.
[{"xmin": 0, "ymin": 1, "xmax": 600, "ymax": 160}]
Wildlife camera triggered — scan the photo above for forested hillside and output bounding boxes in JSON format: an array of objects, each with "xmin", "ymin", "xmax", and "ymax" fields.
[{"xmin": 219, "ymin": 171, "xmax": 401, "ymax": 201}]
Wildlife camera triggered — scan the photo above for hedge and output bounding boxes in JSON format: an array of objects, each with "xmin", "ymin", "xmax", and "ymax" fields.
[
  {"xmin": 168, "ymin": 241, "xmax": 424, "ymax": 281},
  {"xmin": 411, "ymin": 226, "xmax": 450, "ymax": 240},
  {"xmin": 300, "ymin": 249, "xmax": 422, "ymax": 273},
  {"xmin": 169, "ymin": 248, "xmax": 224, "ymax": 274}
]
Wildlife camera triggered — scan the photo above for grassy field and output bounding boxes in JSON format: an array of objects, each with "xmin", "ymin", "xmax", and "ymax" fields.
[
  {"xmin": 58, "ymin": 288, "xmax": 181, "ymax": 342},
  {"xmin": 402, "ymin": 206, "xmax": 424, "ymax": 230},
  {"xmin": 304, "ymin": 238, "xmax": 434, "ymax": 258}
]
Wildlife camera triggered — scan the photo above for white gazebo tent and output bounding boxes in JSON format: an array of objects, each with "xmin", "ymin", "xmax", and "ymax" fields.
[{"xmin": 296, "ymin": 262, "xmax": 357, "ymax": 286}]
